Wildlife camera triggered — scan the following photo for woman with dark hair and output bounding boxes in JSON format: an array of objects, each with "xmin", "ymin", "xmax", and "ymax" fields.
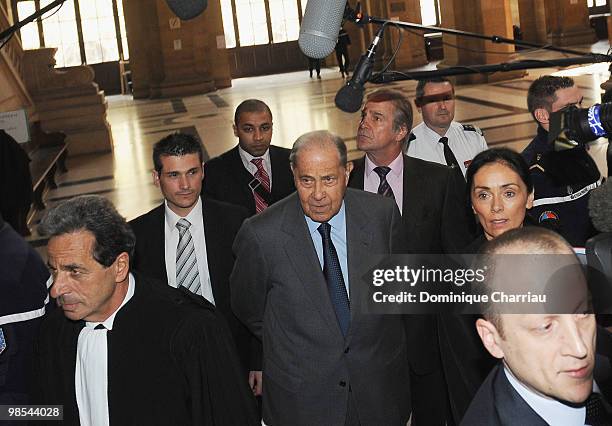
[
  {"xmin": 441, "ymin": 148, "xmax": 535, "ymax": 424},
  {"xmin": 464, "ymin": 147, "xmax": 534, "ymax": 251}
]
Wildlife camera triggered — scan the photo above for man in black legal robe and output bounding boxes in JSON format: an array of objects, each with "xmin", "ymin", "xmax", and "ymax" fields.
[{"xmin": 33, "ymin": 195, "xmax": 258, "ymax": 426}]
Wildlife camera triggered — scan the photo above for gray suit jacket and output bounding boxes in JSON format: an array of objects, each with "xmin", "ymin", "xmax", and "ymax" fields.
[{"xmin": 230, "ymin": 189, "xmax": 411, "ymax": 426}]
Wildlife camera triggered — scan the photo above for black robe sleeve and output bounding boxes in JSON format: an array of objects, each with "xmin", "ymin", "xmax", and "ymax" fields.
[{"xmin": 171, "ymin": 308, "xmax": 259, "ymax": 426}]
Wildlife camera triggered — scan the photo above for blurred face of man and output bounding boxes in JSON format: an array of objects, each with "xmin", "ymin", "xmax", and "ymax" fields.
[
  {"xmin": 48, "ymin": 230, "xmax": 129, "ymax": 322},
  {"xmin": 488, "ymin": 314, "xmax": 595, "ymax": 403},
  {"xmin": 418, "ymin": 81, "xmax": 455, "ymax": 135},
  {"xmin": 292, "ymin": 142, "xmax": 353, "ymax": 223},
  {"xmin": 536, "ymin": 85, "xmax": 583, "ymax": 131},
  {"xmin": 476, "ymin": 250, "xmax": 596, "ymax": 404},
  {"xmin": 153, "ymin": 153, "xmax": 203, "ymax": 217},
  {"xmin": 234, "ymin": 110, "xmax": 273, "ymax": 157},
  {"xmin": 357, "ymin": 100, "xmax": 407, "ymax": 164}
]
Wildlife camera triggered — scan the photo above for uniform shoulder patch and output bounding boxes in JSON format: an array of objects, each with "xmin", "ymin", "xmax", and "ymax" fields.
[{"xmin": 462, "ymin": 124, "xmax": 484, "ymax": 136}]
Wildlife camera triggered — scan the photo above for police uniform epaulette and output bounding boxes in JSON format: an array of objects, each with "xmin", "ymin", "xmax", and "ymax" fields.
[{"xmin": 462, "ymin": 124, "xmax": 483, "ymax": 136}]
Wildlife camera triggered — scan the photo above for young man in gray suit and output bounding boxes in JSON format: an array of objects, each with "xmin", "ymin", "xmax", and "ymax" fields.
[{"xmin": 230, "ymin": 130, "xmax": 410, "ymax": 425}]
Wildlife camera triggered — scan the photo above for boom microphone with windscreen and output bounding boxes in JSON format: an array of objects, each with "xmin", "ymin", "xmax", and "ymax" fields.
[
  {"xmin": 298, "ymin": 0, "xmax": 347, "ymax": 59},
  {"xmin": 165, "ymin": 0, "xmax": 208, "ymax": 20}
]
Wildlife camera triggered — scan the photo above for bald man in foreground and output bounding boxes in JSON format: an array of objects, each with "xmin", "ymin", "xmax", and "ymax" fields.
[{"xmin": 462, "ymin": 227, "xmax": 611, "ymax": 425}]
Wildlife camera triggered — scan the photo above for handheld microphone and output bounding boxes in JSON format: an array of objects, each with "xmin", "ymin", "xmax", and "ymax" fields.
[
  {"xmin": 165, "ymin": 0, "xmax": 208, "ymax": 20},
  {"xmin": 298, "ymin": 0, "xmax": 347, "ymax": 59},
  {"xmin": 334, "ymin": 25, "xmax": 385, "ymax": 113}
]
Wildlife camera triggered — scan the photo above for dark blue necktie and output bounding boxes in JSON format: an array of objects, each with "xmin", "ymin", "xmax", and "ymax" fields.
[{"xmin": 318, "ymin": 222, "xmax": 350, "ymax": 336}]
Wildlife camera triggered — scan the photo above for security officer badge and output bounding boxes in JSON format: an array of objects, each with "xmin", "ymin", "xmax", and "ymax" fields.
[{"xmin": 462, "ymin": 124, "xmax": 484, "ymax": 136}]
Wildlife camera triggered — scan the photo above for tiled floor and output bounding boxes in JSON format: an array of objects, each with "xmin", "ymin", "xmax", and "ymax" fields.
[{"xmin": 29, "ymin": 40, "xmax": 612, "ymax": 250}]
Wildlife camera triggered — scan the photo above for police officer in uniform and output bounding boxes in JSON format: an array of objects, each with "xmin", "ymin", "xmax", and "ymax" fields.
[
  {"xmin": 522, "ymin": 75, "xmax": 602, "ymax": 247},
  {"xmin": 407, "ymin": 77, "xmax": 488, "ymax": 178}
]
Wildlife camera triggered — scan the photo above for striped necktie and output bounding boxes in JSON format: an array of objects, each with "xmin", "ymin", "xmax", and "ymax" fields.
[
  {"xmin": 176, "ymin": 218, "xmax": 201, "ymax": 295},
  {"xmin": 251, "ymin": 158, "xmax": 271, "ymax": 213},
  {"xmin": 373, "ymin": 166, "xmax": 395, "ymax": 200}
]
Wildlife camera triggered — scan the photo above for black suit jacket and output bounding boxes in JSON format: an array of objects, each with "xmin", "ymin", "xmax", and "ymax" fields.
[
  {"xmin": 202, "ymin": 145, "xmax": 295, "ymax": 215},
  {"xmin": 230, "ymin": 189, "xmax": 410, "ymax": 425},
  {"xmin": 348, "ymin": 154, "xmax": 475, "ymax": 254},
  {"xmin": 349, "ymin": 154, "xmax": 476, "ymax": 425},
  {"xmin": 460, "ymin": 364, "xmax": 549, "ymax": 426},
  {"xmin": 128, "ymin": 197, "xmax": 258, "ymax": 370}
]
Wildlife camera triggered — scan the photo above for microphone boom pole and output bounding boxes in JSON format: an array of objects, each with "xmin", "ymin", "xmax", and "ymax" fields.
[
  {"xmin": 360, "ymin": 16, "xmax": 590, "ymax": 57},
  {"xmin": 0, "ymin": 0, "xmax": 65, "ymax": 44},
  {"xmin": 371, "ymin": 55, "xmax": 612, "ymax": 84},
  {"xmin": 334, "ymin": 8, "xmax": 612, "ymax": 112}
]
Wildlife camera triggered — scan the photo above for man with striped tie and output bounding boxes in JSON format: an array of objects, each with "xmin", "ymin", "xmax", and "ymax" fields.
[
  {"xmin": 202, "ymin": 99, "xmax": 295, "ymax": 216},
  {"xmin": 348, "ymin": 88, "xmax": 476, "ymax": 426},
  {"xmin": 129, "ymin": 133, "xmax": 260, "ymax": 394}
]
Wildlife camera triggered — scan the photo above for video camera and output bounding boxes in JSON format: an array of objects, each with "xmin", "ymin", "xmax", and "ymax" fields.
[{"xmin": 549, "ymin": 103, "xmax": 612, "ymax": 145}]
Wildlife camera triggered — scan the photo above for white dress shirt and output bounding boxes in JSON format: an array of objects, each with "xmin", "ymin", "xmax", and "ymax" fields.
[
  {"xmin": 407, "ymin": 121, "xmax": 488, "ymax": 177},
  {"xmin": 238, "ymin": 146, "xmax": 273, "ymax": 189},
  {"xmin": 504, "ymin": 365, "xmax": 587, "ymax": 425},
  {"xmin": 363, "ymin": 152, "xmax": 404, "ymax": 213},
  {"xmin": 75, "ymin": 273, "xmax": 135, "ymax": 426},
  {"xmin": 163, "ymin": 197, "xmax": 215, "ymax": 305}
]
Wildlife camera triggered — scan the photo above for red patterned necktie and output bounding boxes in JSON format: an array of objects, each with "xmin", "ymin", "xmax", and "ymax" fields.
[{"xmin": 251, "ymin": 158, "xmax": 271, "ymax": 213}]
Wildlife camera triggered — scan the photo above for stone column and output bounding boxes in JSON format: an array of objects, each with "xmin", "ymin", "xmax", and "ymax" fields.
[
  {"xmin": 348, "ymin": 0, "xmax": 427, "ymax": 73},
  {"xmin": 518, "ymin": 0, "xmax": 547, "ymax": 44},
  {"xmin": 123, "ymin": 0, "xmax": 232, "ymax": 99},
  {"xmin": 439, "ymin": 0, "xmax": 525, "ymax": 85},
  {"xmin": 383, "ymin": 0, "xmax": 428, "ymax": 69},
  {"xmin": 544, "ymin": 0, "xmax": 596, "ymax": 46}
]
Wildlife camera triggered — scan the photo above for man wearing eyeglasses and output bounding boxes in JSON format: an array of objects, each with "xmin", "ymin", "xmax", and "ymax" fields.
[{"xmin": 407, "ymin": 77, "xmax": 488, "ymax": 178}]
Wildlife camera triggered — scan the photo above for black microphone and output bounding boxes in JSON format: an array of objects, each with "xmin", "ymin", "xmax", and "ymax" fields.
[
  {"xmin": 298, "ymin": 0, "xmax": 347, "ymax": 59},
  {"xmin": 335, "ymin": 25, "xmax": 385, "ymax": 113},
  {"xmin": 165, "ymin": 0, "xmax": 208, "ymax": 20},
  {"xmin": 589, "ymin": 178, "xmax": 612, "ymax": 233}
]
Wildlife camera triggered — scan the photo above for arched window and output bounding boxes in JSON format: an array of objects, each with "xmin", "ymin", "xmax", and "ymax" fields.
[
  {"xmin": 220, "ymin": 0, "xmax": 306, "ymax": 48},
  {"xmin": 15, "ymin": 0, "xmax": 128, "ymax": 67}
]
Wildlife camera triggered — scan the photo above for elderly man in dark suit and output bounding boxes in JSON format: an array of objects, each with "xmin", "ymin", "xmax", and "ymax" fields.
[
  {"xmin": 462, "ymin": 227, "xmax": 611, "ymax": 425},
  {"xmin": 128, "ymin": 133, "xmax": 260, "ymax": 394},
  {"xmin": 230, "ymin": 130, "xmax": 410, "ymax": 425},
  {"xmin": 202, "ymin": 99, "xmax": 295, "ymax": 216},
  {"xmin": 348, "ymin": 88, "xmax": 476, "ymax": 425}
]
